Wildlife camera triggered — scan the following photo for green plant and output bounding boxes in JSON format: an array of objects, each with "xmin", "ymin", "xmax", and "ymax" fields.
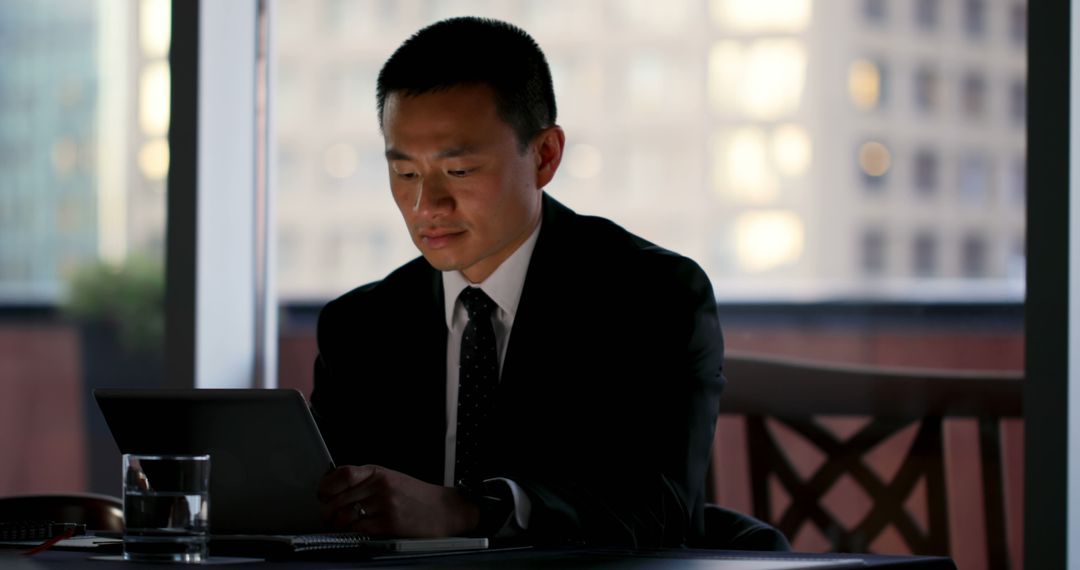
[{"xmin": 64, "ymin": 255, "xmax": 165, "ymax": 353}]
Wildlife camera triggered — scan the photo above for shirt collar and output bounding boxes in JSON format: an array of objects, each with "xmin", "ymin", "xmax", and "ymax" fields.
[{"xmin": 442, "ymin": 219, "xmax": 542, "ymax": 329}]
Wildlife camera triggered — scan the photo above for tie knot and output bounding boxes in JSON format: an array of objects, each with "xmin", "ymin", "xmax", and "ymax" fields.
[{"xmin": 459, "ymin": 287, "xmax": 497, "ymax": 320}]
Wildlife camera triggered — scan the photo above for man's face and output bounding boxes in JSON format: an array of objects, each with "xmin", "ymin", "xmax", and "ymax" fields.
[{"xmin": 382, "ymin": 84, "xmax": 561, "ymax": 284}]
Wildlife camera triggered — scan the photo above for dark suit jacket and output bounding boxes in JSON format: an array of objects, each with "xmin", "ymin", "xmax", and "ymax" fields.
[{"xmin": 311, "ymin": 194, "xmax": 725, "ymax": 547}]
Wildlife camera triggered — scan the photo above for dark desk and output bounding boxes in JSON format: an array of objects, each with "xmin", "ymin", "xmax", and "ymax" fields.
[{"xmin": 6, "ymin": 546, "xmax": 956, "ymax": 569}]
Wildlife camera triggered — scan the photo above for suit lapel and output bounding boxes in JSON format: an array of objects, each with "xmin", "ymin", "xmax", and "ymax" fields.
[
  {"xmin": 501, "ymin": 194, "xmax": 570, "ymax": 389},
  {"xmin": 405, "ymin": 266, "xmax": 448, "ymax": 482}
]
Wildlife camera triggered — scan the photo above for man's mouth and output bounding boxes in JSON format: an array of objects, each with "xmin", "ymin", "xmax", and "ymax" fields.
[{"xmin": 419, "ymin": 229, "xmax": 465, "ymax": 249}]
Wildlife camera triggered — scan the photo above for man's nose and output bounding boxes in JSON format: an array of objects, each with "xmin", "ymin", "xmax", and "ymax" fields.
[{"xmin": 413, "ymin": 174, "xmax": 453, "ymax": 216}]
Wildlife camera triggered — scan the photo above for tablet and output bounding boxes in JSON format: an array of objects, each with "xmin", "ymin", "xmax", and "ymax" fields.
[{"xmin": 93, "ymin": 389, "xmax": 335, "ymax": 535}]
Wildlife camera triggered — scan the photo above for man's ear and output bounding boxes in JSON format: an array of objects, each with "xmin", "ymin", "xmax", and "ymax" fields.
[{"xmin": 533, "ymin": 126, "xmax": 565, "ymax": 189}]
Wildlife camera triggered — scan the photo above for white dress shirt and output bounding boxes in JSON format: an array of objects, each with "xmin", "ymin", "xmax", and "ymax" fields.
[{"xmin": 441, "ymin": 221, "xmax": 541, "ymax": 533}]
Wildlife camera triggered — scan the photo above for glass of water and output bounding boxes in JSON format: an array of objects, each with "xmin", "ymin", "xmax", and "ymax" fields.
[{"xmin": 122, "ymin": 454, "xmax": 210, "ymax": 563}]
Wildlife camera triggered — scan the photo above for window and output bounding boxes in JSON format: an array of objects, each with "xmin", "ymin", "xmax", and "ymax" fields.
[
  {"xmin": 914, "ymin": 0, "xmax": 938, "ymax": 30},
  {"xmin": 876, "ymin": 60, "xmax": 891, "ymax": 109},
  {"xmin": 710, "ymin": 39, "xmax": 808, "ymax": 119},
  {"xmin": 913, "ymin": 148, "xmax": 939, "ymax": 195},
  {"xmin": 961, "ymin": 234, "xmax": 989, "ymax": 277},
  {"xmin": 623, "ymin": 51, "xmax": 697, "ymax": 116},
  {"xmin": 171, "ymin": 0, "xmax": 1034, "ymax": 560},
  {"xmin": 1008, "ymin": 236, "xmax": 1025, "ymax": 280},
  {"xmin": 958, "ymin": 153, "xmax": 990, "ymax": 203},
  {"xmin": 849, "ymin": 58, "xmax": 887, "ymax": 111},
  {"xmin": 862, "ymin": 0, "xmax": 887, "ymax": 24},
  {"xmin": 860, "ymin": 228, "xmax": 887, "ymax": 276},
  {"xmin": 961, "ymin": 72, "xmax": 987, "ymax": 118},
  {"xmin": 322, "ymin": 231, "xmax": 345, "ymax": 274},
  {"xmin": 0, "ymin": 2, "xmax": 1033, "ymax": 560},
  {"xmin": 277, "ymin": 143, "xmax": 303, "ymax": 192},
  {"xmin": 615, "ymin": 0, "xmax": 695, "ymax": 33},
  {"xmin": 963, "ymin": 0, "xmax": 987, "ymax": 38},
  {"xmin": 912, "ymin": 231, "xmax": 938, "ymax": 277},
  {"xmin": 321, "ymin": 65, "xmax": 377, "ymax": 121},
  {"xmin": 0, "ymin": 0, "xmax": 169, "ymax": 496},
  {"xmin": 858, "ymin": 140, "xmax": 892, "ymax": 190},
  {"xmin": 1010, "ymin": 79, "xmax": 1026, "ymax": 125},
  {"xmin": 1009, "ymin": 2, "xmax": 1027, "ymax": 45},
  {"xmin": 271, "ymin": 0, "xmax": 1025, "ymax": 369},
  {"xmin": 324, "ymin": 0, "xmax": 402, "ymax": 35},
  {"xmin": 913, "ymin": 65, "xmax": 940, "ymax": 113},
  {"xmin": 1007, "ymin": 157, "xmax": 1026, "ymax": 205}
]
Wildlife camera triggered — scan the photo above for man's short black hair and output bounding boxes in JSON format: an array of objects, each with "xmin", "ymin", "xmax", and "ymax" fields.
[{"xmin": 376, "ymin": 17, "xmax": 557, "ymax": 150}]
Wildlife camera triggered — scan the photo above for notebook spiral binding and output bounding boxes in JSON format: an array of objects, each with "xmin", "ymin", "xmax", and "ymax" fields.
[{"xmin": 0, "ymin": 521, "xmax": 86, "ymax": 541}]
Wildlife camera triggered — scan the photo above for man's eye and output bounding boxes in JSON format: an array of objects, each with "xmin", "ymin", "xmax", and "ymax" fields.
[
  {"xmin": 395, "ymin": 171, "xmax": 418, "ymax": 180},
  {"xmin": 447, "ymin": 169, "xmax": 473, "ymax": 178}
]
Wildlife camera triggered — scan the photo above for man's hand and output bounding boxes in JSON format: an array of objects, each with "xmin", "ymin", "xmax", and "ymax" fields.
[{"xmin": 317, "ymin": 465, "xmax": 480, "ymax": 537}]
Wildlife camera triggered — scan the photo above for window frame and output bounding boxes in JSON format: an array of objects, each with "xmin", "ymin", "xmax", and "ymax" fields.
[{"xmin": 165, "ymin": 2, "xmax": 1071, "ymax": 566}]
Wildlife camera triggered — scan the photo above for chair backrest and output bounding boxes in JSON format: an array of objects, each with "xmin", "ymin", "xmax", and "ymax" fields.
[{"xmin": 712, "ymin": 352, "xmax": 1022, "ymax": 568}]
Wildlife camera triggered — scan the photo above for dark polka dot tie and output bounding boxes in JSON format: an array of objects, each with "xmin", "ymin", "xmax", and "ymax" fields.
[{"xmin": 455, "ymin": 287, "xmax": 499, "ymax": 486}]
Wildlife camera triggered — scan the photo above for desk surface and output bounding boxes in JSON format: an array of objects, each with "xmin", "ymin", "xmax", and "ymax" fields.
[{"xmin": 4, "ymin": 546, "xmax": 956, "ymax": 569}]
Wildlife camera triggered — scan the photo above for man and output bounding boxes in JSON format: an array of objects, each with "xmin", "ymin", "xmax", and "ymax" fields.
[{"xmin": 311, "ymin": 16, "xmax": 724, "ymax": 547}]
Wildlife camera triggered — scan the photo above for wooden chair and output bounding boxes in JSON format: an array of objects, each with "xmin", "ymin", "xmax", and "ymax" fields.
[{"xmin": 711, "ymin": 352, "xmax": 1022, "ymax": 568}]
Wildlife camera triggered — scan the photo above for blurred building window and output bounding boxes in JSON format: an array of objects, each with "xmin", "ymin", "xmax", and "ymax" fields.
[
  {"xmin": 1010, "ymin": 79, "xmax": 1026, "ymax": 125},
  {"xmin": 860, "ymin": 228, "xmax": 887, "ymax": 276},
  {"xmin": 961, "ymin": 72, "xmax": 987, "ymax": 118},
  {"xmin": 524, "ymin": 0, "xmax": 601, "ymax": 36},
  {"xmin": 914, "ymin": 0, "xmax": 938, "ymax": 30},
  {"xmin": 0, "ymin": 0, "xmax": 169, "ymax": 497},
  {"xmin": 324, "ymin": 0, "xmax": 401, "ymax": 35},
  {"xmin": 278, "ymin": 229, "xmax": 301, "ymax": 280},
  {"xmin": 710, "ymin": 0, "xmax": 812, "ymax": 32},
  {"xmin": 848, "ymin": 58, "xmax": 888, "ymax": 112},
  {"xmin": 1007, "ymin": 157, "xmax": 1026, "ymax": 205},
  {"xmin": 624, "ymin": 52, "xmax": 698, "ymax": 116},
  {"xmin": 275, "ymin": 60, "xmax": 303, "ymax": 126},
  {"xmin": 961, "ymin": 234, "xmax": 989, "ymax": 277},
  {"xmin": 271, "ymin": 0, "xmax": 1024, "ymax": 303},
  {"xmin": 912, "ymin": 231, "xmax": 938, "ymax": 277},
  {"xmin": 321, "ymin": 65, "xmax": 376, "ymax": 123},
  {"xmin": 1009, "ymin": 2, "xmax": 1027, "ymax": 45},
  {"xmin": 321, "ymin": 142, "xmax": 360, "ymax": 188},
  {"xmin": 858, "ymin": 140, "xmax": 892, "ymax": 190},
  {"xmin": 913, "ymin": 148, "xmax": 938, "ymax": 195},
  {"xmin": 862, "ymin": 0, "xmax": 887, "ymax": 25},
  {"xmin": 963, "ymin": 0, "xmax": 987, "ymax": 38},
  {"xmin": 277, "ymin": 144, "xmax": 303, "ymax": 192},
  {"xmin": 913, "ymin": 65, "xmax": 940, "ymax": 113},
  {"xmin": 710, "ymin": 39, "xmax": 807, "ymax": 119},
  {"xmin": 322, "ymin": 231, "xmax": 345, "ymax": 273},
  {"xmin": 616, "ymin": 0, "xmax": 695, "ymax": 33},
  {"xmin": 958, "ymin": 153, "xmax": 990, "ymax": 203},
  {"xmin": 1008, "ymin": 235, "xmax": 1025, "ymax": 279}
]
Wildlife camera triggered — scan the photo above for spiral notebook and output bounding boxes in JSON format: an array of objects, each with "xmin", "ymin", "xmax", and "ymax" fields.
[
  {"xmin": 210, "ymin": 533, "xmax": 489, "ymax": 559},
  {"xmin": 0, "ymin": 521, "xmax": 85, "ymax": 542}
]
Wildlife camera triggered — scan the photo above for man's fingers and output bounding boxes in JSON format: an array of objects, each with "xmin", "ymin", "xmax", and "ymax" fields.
[
  {"xmin": 324, "ymin": 483, "xmax": 379, "ymax": 513},
  {"xmin": 322, "ymin": 495, "xmax": 390, "ymax": 534},
  {"xmin": 321, "ymin": 497, "xmax": 365, "ymax": 525},
  {"xmin": 317, "ymin": 465, "xmax": 377, "ymax": 502}
]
